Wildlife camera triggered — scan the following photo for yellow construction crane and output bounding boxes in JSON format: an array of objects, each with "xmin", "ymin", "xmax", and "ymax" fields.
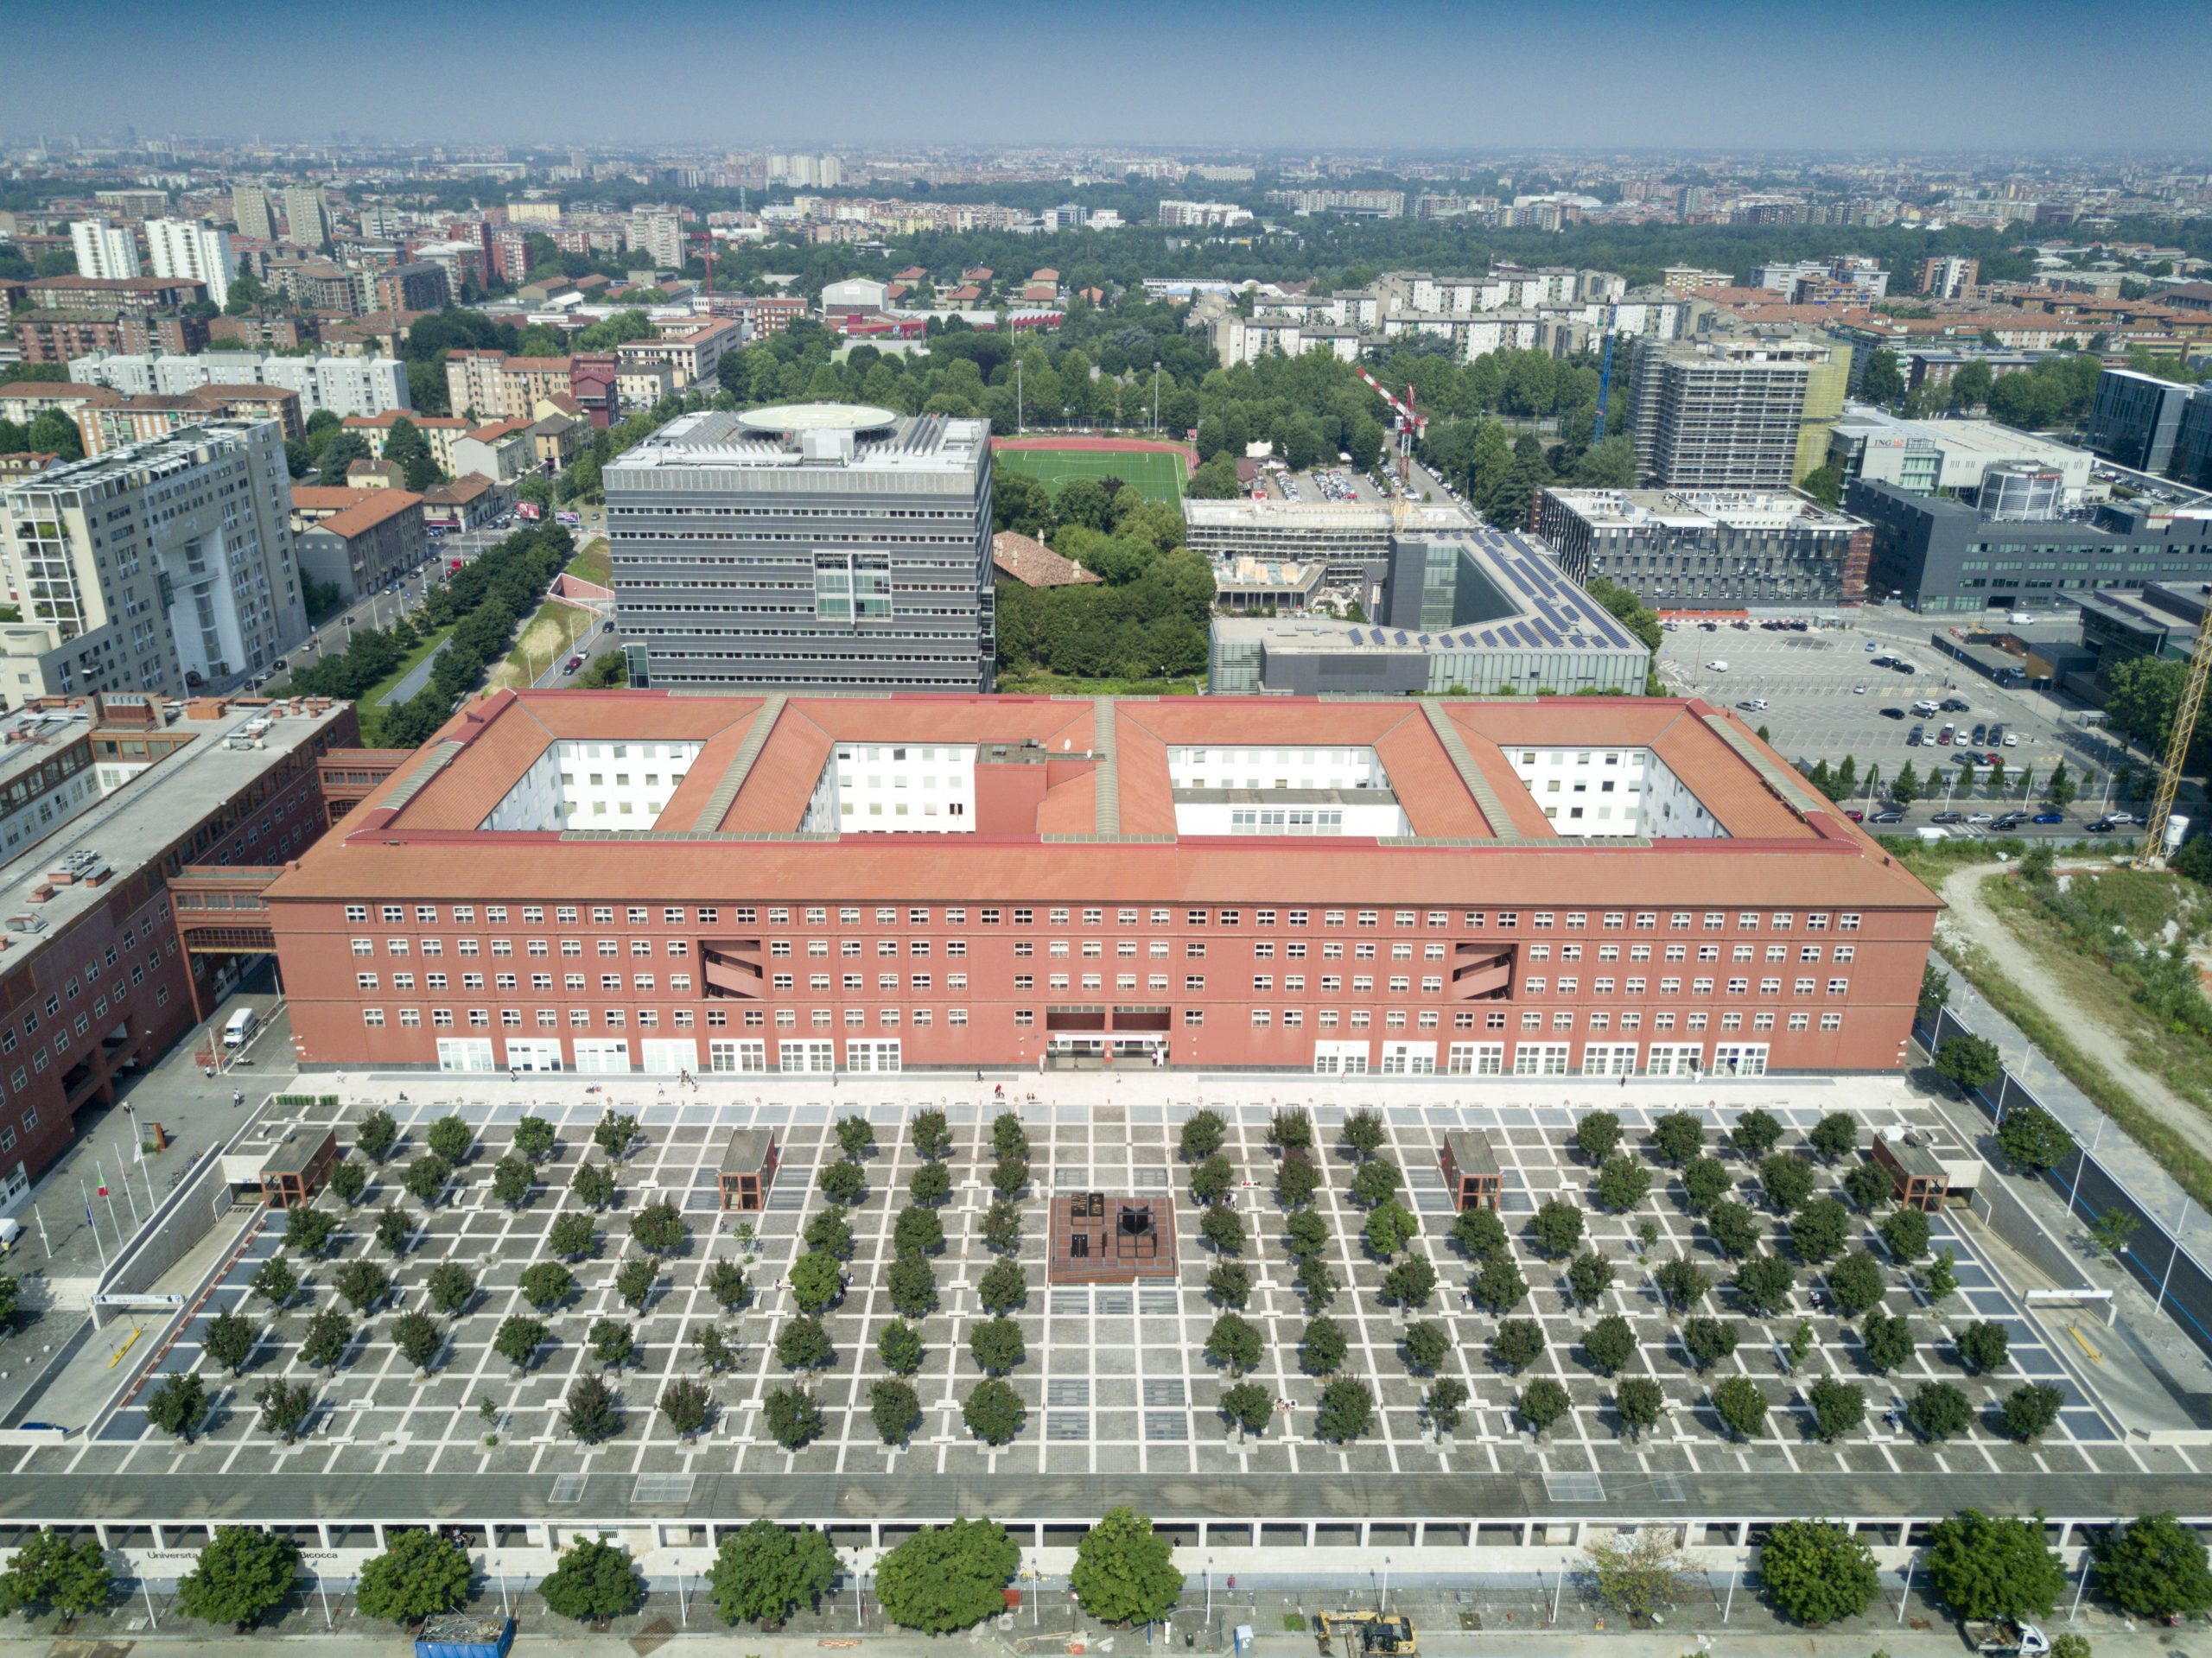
[{"xmin": 2134, "ymin": 586, "xmax": 2212, "ymax": 869}]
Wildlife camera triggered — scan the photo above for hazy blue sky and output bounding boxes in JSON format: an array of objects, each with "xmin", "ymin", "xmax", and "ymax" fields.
[{"xmin": 18, "ymin": 0, "xmax": 2212, "ymax": 153}]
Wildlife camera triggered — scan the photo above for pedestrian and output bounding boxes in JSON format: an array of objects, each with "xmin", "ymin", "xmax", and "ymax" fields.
[{"xmin": 232, "ymin": 1089, "xmax": 243, "ymax": 1109}]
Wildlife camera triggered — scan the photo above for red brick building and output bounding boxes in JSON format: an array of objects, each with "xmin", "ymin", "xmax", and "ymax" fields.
[{"xmin": 268, "ymin": 691, "xmax": 1938, "ymax": 1080}]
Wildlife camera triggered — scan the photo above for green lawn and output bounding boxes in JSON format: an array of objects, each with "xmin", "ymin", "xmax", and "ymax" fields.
[
  {"xmin": 995, "ymin": 447, "xmax": 1185, "ymax": 503},
  {"xmin": 569, "ymin": 537, "xmax": 611, "ymax": 587}
]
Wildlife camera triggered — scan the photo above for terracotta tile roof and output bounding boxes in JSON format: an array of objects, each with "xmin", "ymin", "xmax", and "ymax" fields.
[
  {"xmin": 290, "ymin": 486, "xmax": 378, "ymax": 512},
  {"xmin": 991, "ymin": 531, "xmax": 1102, "ymax": 588},
  {"xmin": 308, "ymin": 489, "xmax": 423, "ymax": 538},
  {"xmin": 344, "ymin": 411, "xmax": 468, "ymax": 430},
  {"xmin": 466, "ymin": 418, "xmax": 533, "ymax": 442}
]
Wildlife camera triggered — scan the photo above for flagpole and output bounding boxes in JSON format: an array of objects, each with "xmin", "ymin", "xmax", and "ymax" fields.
[
  {"xmin": 80, "ymin": 1185, "xmax": 106, "ymax": 1268},
  {"xmin": 100, "ymin": 1161, "xmax": 122, "ymax": 1242}
]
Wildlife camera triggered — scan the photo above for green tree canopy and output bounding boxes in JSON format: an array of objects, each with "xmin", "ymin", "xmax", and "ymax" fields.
[
  {"xmin": 1071, "ymin": 1508, "xmax": 1185, "ymax": 1625},
  {"xmin": 708, "ymin": 1519, "xmax": 837, "ymax": 1627},
  {"xmin": 874, "ymin": 1519, "xmax": 1020, "ymax": 1633}
]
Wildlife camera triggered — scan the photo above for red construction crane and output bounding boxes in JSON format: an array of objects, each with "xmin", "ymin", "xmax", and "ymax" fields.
[
  {"xmin": 690, "ymin": 229, "xmax": 717, "ymax": 296},
  {"xmin": 1352, "ymin": 364, "xmax": 1427, "ymax": 481}
]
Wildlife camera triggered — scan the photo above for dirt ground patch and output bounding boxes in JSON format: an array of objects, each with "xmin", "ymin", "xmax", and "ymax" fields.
[{"xmin": 486, "ymin": 605, "xmax": 593, "ymax": 690}]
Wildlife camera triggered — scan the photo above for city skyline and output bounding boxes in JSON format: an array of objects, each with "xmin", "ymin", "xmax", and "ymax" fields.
[{"xmin": 16, "ymin": 0, "xmax": 2212, "ymax": 154}]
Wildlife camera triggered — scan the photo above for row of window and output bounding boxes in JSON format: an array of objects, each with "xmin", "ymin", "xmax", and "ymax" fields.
[{"xmin": 342, "ymin": 902, "xmax": 1866, "ymax": 934}]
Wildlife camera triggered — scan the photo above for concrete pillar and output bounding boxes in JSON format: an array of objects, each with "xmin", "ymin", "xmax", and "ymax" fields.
[
  {"xmin": 372, "ymin": 1522, "xmax": 388, "ymax": 1550},
  {"xmin": 1411, "ymin": 1522, "xmax": 1425, "ymax": 1547},
  {"xmin": 102, "ymin": 1524, "xmax": 118, "ymax": 1549},
  {"xmin": 1735, "ymin": 1522, "xmax": 1751, "ymax": 1547},
  {"xmin": 2055, "ymin": 1521, "xmax": 2074, "ymax": 1549},
  {"xmin": 1305, "ymin": 1521, "xmax": 1317, "ymax": 1547},
  {"xmin": 1522, "ymin": 1522, "xmax": 1535, "ymax": 1547},
  {"xmin": 1357, "ymin": 1522, "xmax": 1371, "ymax": 1547},
  {"xmin": 317, "ymin": 1523, "xmax": 332, "ymax": 1549}
]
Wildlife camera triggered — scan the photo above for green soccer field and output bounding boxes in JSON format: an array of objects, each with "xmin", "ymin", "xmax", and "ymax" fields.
[{"xmin": 995, "ymin": 447, "xmax": 1186, "ymax": 503}]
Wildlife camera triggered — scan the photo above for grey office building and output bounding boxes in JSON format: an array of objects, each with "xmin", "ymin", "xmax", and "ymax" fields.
[
  {"xmin": 2086, "ymin": 367, "xmax": 2196, "ymax": 474},
  {"xmin": 1847, "ymin": 475, "xmax": 2212, "ymax": 614},
  {"xmin": 605, "ymin": 403, "xmax": 996, "ymax": 693}
]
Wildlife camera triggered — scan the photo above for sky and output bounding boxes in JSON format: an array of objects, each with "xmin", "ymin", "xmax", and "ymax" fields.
[{"xmin": 16, "ymin": 0, "xmax": 2212, "ymax": 155}]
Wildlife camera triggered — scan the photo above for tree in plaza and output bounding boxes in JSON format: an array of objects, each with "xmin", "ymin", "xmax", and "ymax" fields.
[
  {"xmin": 1827, "ymin": 1250, "xmax": 1888, "ymax": 1318},
  {"xmin": 491, "ymin": 1154, "xmax": 534, "ymax": 1208},
  {"xmin": 658, "ymin": 1376, "xmax": 714, "ymax": 1441},
  {"xmin": 1490, "ymin": 1318, "xmax": 1547, "ymax": 1373},
  {"xmin": 563, "ymin": 1372, "xmax": 621, "ymax": 1444},
  {"xmin": 838, "ymin": 1115, "xmax": 877, "ymax": 1159},
  {"xmin": 1934, "ymin": 1033, "xmax": 2003, "ymax": 1096},
  {"xmin": 391, "ymin": 1310, "xmax": 441, "ymax": 1373},
  {"xmin": 1205, "ymin": 1312, "xmax": 1264, "ymax": 1376},
  {"xmin": 1904, "ymin": 1380, "xmax": 1973, "ymax": 1442},
  {"xmin": 424, "ymin": 1261, "xmax": 476, "ymax": 1314},
  {"xmin": 893, "ymin": 1205, "xmax": 945, "ymax": 1256},
  {"xmin": 253, "ymin": 1377, "xmax": 315, "ymax": 1445},
  {"xmin": 909, "ymin": 1162, "xmax": 953, "ymax": 1207},
  {"xmin": 328, "ymin": 1159, "xmax": 367, "ymax": 1206},
  {"xmin": 969, "ymin": 1317, "xmax": 1026, "ymax": 1375},
  {"xmin": 992, "ymin": 1155, "xmax": 1030, "ymax": 1199},
  {"xmin": 1712, "ymin": 1375, "xmax": 1769, "ymax": 1442},
  {"xmin": 1997, "ymin": 1103, "xmax": 2074, "ymax": 1175},
  {"xmin": 493, "ymin": 1315, "xmax": 549, "ymax": 1371},
  {"xmin": 549, "ymin": 1212, "xmax": 599, "ymax": 1261},
  {"xmin": 1582, "ymin": 1313, "xmax": 1637, "ymax": 1376},
  {"xmin": 2092, "ymin": 1511, "xmax": 2212, "ymax": 1621},
  {"xmin": 594, "ymin": 1111, "xmax": 640, "ymax": 1160},
  {"xmin": 875, "ymin": 1518, "xmax": 1019, "ymax": 1633},
  {"xmin": 1316, "ymin": 1377, "xmax": 1376, "ymax": 1442},
  {"xmin": 1340, "ymin": 1109, "xmax": 1387, "ymax": 1160},
  {"xmin": 1758, "ymin": 1153, "xmax": 1818, "ymax": 1216},
  {"xmin": 1650, "ymin": 1112, "xmax": 1705, "ymax": 1166},
  {"xmin": 176, "ymin": 1526, "xmax": 300, "ymax": 1629},
  {"xmin": 512, "ymin": 1115, "xmax": 557, "ymax": 1163},
  {"xmin": 1759, "ymin": 1521, "xmax": 1880, "ymax": 1625},
  {"xmin": 1923, "ymin": 1247, "xmax": 1961, "ymax": 1305},
  {"xmin": 1809, "ymin": 1112, "xmax": 1859, "ymax": 1162},
  {"xmin": 1568, "ymin": 1249, "xmax": 1616, "ymax": 1305},
  {"xmin": 0, "ymin": 1526, "xmax": 111, "ymax": 1617},
  {"xmin": 1778, "ymin": 1202, "xmax": 1849, "ymax": 1264},
  {"xmin": 1923, "ymin": 1510, "xmax": 2067, "ymax": 1623},
  {"xmin": 147, "ymin": 1369, "xmax": 207, "ymax": 1442},
  {"xmin": 251, "ymin": 1255, "xmax": 300, "ymax": 1310},
  {"xmin": 334, "ymin": 1259, "xmax": 392, "ymax": 1312},
  {"xmin": 1613, "ymin": 1377, "xmax": 1665, "ymax": 1440},
  {"xmin": 1453, "ymin": 1207, "xmax": 1510, "ymax": 1256},
  {"xmin": 1879, "ymin": 1206, "xmax": 1931, "ymax": 1263},
  {"xmin": 1574, "ymin": 1110, "xmax": 1623, "ymax": 1163},
  {"xmin": 589, "ymin": 1318, "xmax": 638, "ymax": 1369},
  {"xmin": 1654, "ymin": 1255, "xmax": 1710, "ymax": 1315},
  {"xmin": 1201, "ymin": 1204, "xmax": 1246, "ymax": 1255},
  {"xmin": 977, "ymin": 1257, "xmax": 1028, "ymax": 1316},
  {"xmin": 963, "ymin": 1379, "xmax": 1026, "ymax": 1445},
  {"xmin": 1529, "ymin": 1197, "xmax": 1585, "ymax": 1258},
  {"xmin": 424, "ymin": 1115, "xmax": 473, "ymax": 1164},
  {"xmin": 860, "ymin": 1378, "xmax": 918, "ymax": 1446},
  {"xmin": 285, "ymin": 1202, "xmax": 340, "ymax": 1255},
  {"xmin": 1705, "ymin": 1200, "xmax": 1762, "ymax": 1260},
  {"xmin": 1179, "ymin": 1109, "xmax": 1227, "ymax": 1160},
  {"xmin": 518, "ymin": 1261, "xmax": 576, "ymax": 1311},
  {"xmin": 886, "ymin": 1254, "xmax": 938, "ymax": 1318},
  {"xmin": 909, "ymin": 1109, "xmax": 953, "ymax": 1160},
  {"xmin": 301, "ymin": 1308, "xmax": 352, "ymax": 1379},
  {"xmin": 1732, "ymin": 1253, "xmax": 1796, "ymax": 1317},
  {"xmin": 1401, "ymin": 1319, "xmax": 1452, "ymax": 1375},
  {"xmin": 706, "ymin": 1259, "xmax": 749, "ymax": 1311},
  {"xmin": 629, "ymin": 1199, "xmax": 689, "ymax": 1255},
  {"xmin": 1857, "ymin": 1306, "xmax": 1914, "ymax": 1375},
  {"xmin": 706, "ymin": 1518, "xmax": 837, "ymax": 1627},
  {"xmin": 1349, "ymin": 1158, "xmax": 1403, "ymax": 1209},
  {"xmin": 1730, "ymin": 1109, "xmax": 1783, "ymax": 1161},
  {"xmin": 1842, "ymin": 1162, "xmax": 1893, "ymax": 1215},
  {"xmin": 1284, "ymin": 1208, "xmax": 1331, "ymax": 1260},
  {"xmin": 1422, "ymin": 1376, "xmax": 1471, "ymax": 1439},
  {"xmin": 764, "ymin": 1384, "xmax": 823, "ymax": 1449},
  {"xmin": 695, "ymin": 1325, "xmax": 741, "ymax": 1375},
  {"xmin": 356, "ymin": 1109, "xmax": 398, "ymax": 1162},
  {"xmin": 205, "ymin": 1307, "xmax": 257, "ymax": 1375},
  {"xmin": 1472, "ymin": 1250, "xmax": 1529, "ymax": 1314},
  {"xmin": 1808, "ymin": 1376, "xmax": 1866, "ymax": 1442},
  {"xmin": 876, "ymin": 1318, "xmax": 925, "ymax": 1378},
  {"xmin": 539, "ymin": 1534, "xmax": 645, "ymax": 1623},
  {"xmin": 789, "ymin": 1250, "xmax": 844, "ymax": 1315},
  {"xmin": 1222, "ymin": 1381, "xmax": 1274, "ymax": 1441},
  {"xmin": 375, "ymin": 1205, "xmax": 413, "ymax": 1257},
  {"xmin": 613, "ymin": 1261, "xmax": 658, "ymax": 1312},
  {"xmin": 775, "ymin": 1316, "xmax": 836, "ymax": 1372},
  {"xmin": 1955, "ymin": 1320, "xmax": 2010, "ymax": 1375},
  {"xmin": 1300, "ymin": 1315, "xmax": 1349, "ymax": 1375},
  {"xmin": 817, "ymin": 1160, "xmax": 866, "ymax": 1206},
  {"xmin": 1276, "ymin": 1153, "xmax": 1322, "ymax": 1207},
  {"xmin": 1210, "ymin": 1261, "xmax": 1255, "ymax": 1308},
  {"xmin": 1999, "ymin": 1382, "xmax": 2064, "ymax": 1444},
  {"xmin": 1681, "ymin": 1317, "xmax": 1740, "ymax": 1373},
  {"xmin": 1363, "ymin": 1198, "xmax": 1419, "ymax": 1259},
  {"xmin": 571, "ymin": 1161, "xmax": 618, "ymax": 1210},
  {"xmin": 1681, "ymin": 1155, "xmax": 1732, "ymax": 1214},
  {"xmin": 404, "ymin": 1153, "xmax": 453, "ymax": 1207},
  {"xmin": 355, "ymin": 1528, "xmax": 471, "ymax": 1624},
  {"xmin": 1382, "ymin": 1255, "xmax": 1439, "ymax": 1310},
  {"xmin": 1520, "ymin": 1377, "xmax": 1572, "ymax": 1439},
  {"xmin": 1582, "ymin": 1528, "xmax": 1700, "ymax": 1619},
  {"xmin": 1071, "ymin": 1508, "xmax": 1185, "ymax": 1625},
  {"xmin": 982, "ymin": 1200, "xmax": 1023, "ymax": 1253},
  {"xmin": 1596, "ymin": 1154, "xmax": 1652, "ymax": 1212},
  {"xmin": 1267, "ymin": 1108, "xmax": 1313, "ymax": 1152}
]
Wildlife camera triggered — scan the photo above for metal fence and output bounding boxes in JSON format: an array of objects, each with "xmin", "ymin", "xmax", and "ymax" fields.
[{"xmin": 1918, "ymin": 1003, "xmax": 2212, "ymax": 1365}]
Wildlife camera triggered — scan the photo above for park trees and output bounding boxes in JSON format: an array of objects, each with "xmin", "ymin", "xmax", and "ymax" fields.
[
  {"xmin": 2092, "ymin": 1511, "xmax": 2212, "ymax": 1621},
  {"xmin": 1807, "ymin": 1376, "xmax": 1866, "ymax": 1442},
  {"xmin": 0, "ymin": 1526, "xmax": 111, "ymax": 1617},
  {"xmin": 874, "ymin": 1518, "xmax": 1019, "ymax": 1633},
  {"xmin": 176, "ymin": 1526, "xmax": 300, "ymax": 1630},
  {"xmin": 355, "ymin": 1528, "xmax": 471, "ymax": 1625},
  {"xmin": 539, "ymin": 1535, "xmax": 645, "ymax": 1623},
  {"xmin": 964, "ymin": 1379, "xmax": 1025, "ymax": 1445},
  {"xmin": 1071, "ymin": 1508, "xmax": 1185, "ymax": 1625},
  {"xmin": 764, "ymin": 1385, "xmax": 823, "ymax": 1450},
  {"xmin": 869, "ymin": 1380, "xmax": 921, "ymax": 1445},
  {"xmin": 1759, "ymin": 1521, "xmax": 1879, "ymax": 1625},
  {"xmin": 706, "ymin": 1519, "xmax": 837, "ymax": 1627},
  {"xmin": 1923, "ymin": 1510, "xmax": 2066, "ymax": 1623}
]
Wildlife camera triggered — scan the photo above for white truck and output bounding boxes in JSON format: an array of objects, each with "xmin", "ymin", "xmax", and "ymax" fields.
[
  {"xmin": 223, "ymin": 1007, "xmax": 260, "ymax": 1050},
  {"xmin": 1915, "ymin": 826, "xmax": 1951, "ymax": 844},
  {"xmin": 1965, "ymin": 1620, "xmax": 2049, "ymax": 1655}
]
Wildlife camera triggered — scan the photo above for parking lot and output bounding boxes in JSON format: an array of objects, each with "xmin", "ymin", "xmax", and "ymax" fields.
[
  {"xmin": 1657, "ymin": 613, "xmax": 2146, "ymax": 838},
  {"xmin": 41, "ymin": 1080, "xmax": 2183, "ymax": 1497}
]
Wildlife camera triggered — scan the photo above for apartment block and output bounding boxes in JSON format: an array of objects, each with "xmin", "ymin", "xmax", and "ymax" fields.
[
  {"xmin": 1534, "ymin": 487, "xmax": 1872, "ymax": 608},
  {"xmin": 144, "ymin": 218, "xmax": 237, "ymax": 307},
  {"xmin": 1623, "ymin": 336, "xmax": 1828, "ymax": 491},
  {"xmin": 0, "ymin": 424, "xmax": 310, "ymax": 699},
  {"xmin": 69, "ymin": 219, "xmax": 140, "ymax": 281}
]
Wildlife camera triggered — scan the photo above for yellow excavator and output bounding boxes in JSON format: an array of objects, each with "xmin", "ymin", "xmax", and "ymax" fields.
[{"xmin": 1315, "ymin": 1610, "xmax": 1417, "ymax": 1657}]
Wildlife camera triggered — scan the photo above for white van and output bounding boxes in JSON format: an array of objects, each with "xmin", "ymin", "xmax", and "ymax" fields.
[
  {"xmin": 223, "ymin": 1007, "xmax": 260, "ymax": 1050},
  {"xmin": 1706, "ymin": 659, "xmax": 1729, "ymax": 672}
]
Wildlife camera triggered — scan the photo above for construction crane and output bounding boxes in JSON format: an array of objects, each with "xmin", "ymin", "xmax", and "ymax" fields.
[
  {"xmin": 2134, "ymin": 583, "xmax": 2212, "ymax": 868},
  {"xmin": 1592, "ymin": 301, "xmax": 1621, "ymax": 442},
  {"xmin": 690, "ymin": 229, "xmax": 717, "ymax": 296},
  {"xmin": 1352, "ymin": 364, "xmax": 1427, "ymax": 485}
]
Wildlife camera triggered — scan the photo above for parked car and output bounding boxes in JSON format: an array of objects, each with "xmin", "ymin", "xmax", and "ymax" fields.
[
  {"xmin": 1942, "ymin": 697, "xmax": 1972, "ymax": 713},
  {"xmin": 2107, "ymin": 810, "xmax": 2139, "ymax": 826},
  {"xmin": 1966, "ymin": 812, "xmax": 1994, "ymax": 823},
  {"xmin": 563, "ymin": 655, "xmax": 585, "ymax": 673},
  {"xmin": 2032, "ymin": 811, "xmax": 2065, "ymax": 824},
  {"xmin": 1937, "ymin": 725, "xmax": 1955, "ymax": 745},
  {"xmin": 1853, "ymin": 683, "xmax": 1867, "ymax": 695},
  {"xmin": 1706, "ymin": 660, "xmax": 1729, "ymax": 671},
  {"xmin": 1993, "ymin": 815, "xmax": 2024, "ymax": 831},
  {"xmin": 1970, "ymin": 724, "xmax": 1987, "ymax": 746},
  {"xmin": 1737, "ymin": 697, "xmax": 1769, "ymax": 712},
  {"xmin": 2002, "ymin": 732, "xmax": 2020, "ymax": 746},
  {"xmin": 1930, "ymin": 811, "xmax": 1965, "ymax": 824},
  {"xmin": 1870, "ymin": 809, "xmax": 1906, "ymax": 824},
  {"xmin": 1880, "ymin": 707, "xmax": 1906, "ymax": 720},
  {"xmin": 2087, "ymin": 819, "xmax": 2116, "ymax": 833},
  {"xmin": 1843, "ymin": 809, "xmax": 1865, "ymax": 822}
]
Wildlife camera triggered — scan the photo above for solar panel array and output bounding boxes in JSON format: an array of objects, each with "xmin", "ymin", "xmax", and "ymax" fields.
[{"xmin": 1332, "ymin": 532, "xmax": 1641, "ymax": 656}]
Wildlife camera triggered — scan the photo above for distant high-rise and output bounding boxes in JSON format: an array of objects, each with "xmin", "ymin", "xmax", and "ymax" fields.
[
  {"xmin": 68, "ymin": 217, "xmax": 139, "ymax": 280},
  {"xmin": 283, "ymin": 184, "xmax": 332, "ymax": 249},
  {"xmin": 231, "ymin": 182, "xmax": 276, "ymax": 242},
  {"xmin": 1916, "ymin": 255, "xmax": 1979, "ymax": 300},
  {"xmin": 144, "ymin": 218, "xmax": 237, "ymax": 307},
  {"xmin": 1624, "ymin": 337, "xmax": 1829, "ymax": 492}
]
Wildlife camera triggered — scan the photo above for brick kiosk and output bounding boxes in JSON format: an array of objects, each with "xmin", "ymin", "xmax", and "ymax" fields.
[
  {"xmin": 1440, "ymin": 1129, "xmax": 1503, "ymax": 1211},
  {"xmin": 264, "ymin": 689, "xmax": 1941, "ymax": 1078},
  {"xmin": 258, "ymin": 1128, "xmax": 339, "ymax": 1209},
  {"xmin": 715, "ymin": 1127, "xmax": 779, "ymax": 1211}
]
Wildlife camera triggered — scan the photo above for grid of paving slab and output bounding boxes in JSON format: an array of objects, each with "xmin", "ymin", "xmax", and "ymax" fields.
[{"xmin": 34, "ymin": 1089, "xmax": 2205, "ymax": 1492}]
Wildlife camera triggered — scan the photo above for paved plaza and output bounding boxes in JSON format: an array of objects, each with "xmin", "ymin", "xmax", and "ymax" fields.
[{"xmin": 29, "ymin": 1070, "xmax": 2190, "ymax": 1504}]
